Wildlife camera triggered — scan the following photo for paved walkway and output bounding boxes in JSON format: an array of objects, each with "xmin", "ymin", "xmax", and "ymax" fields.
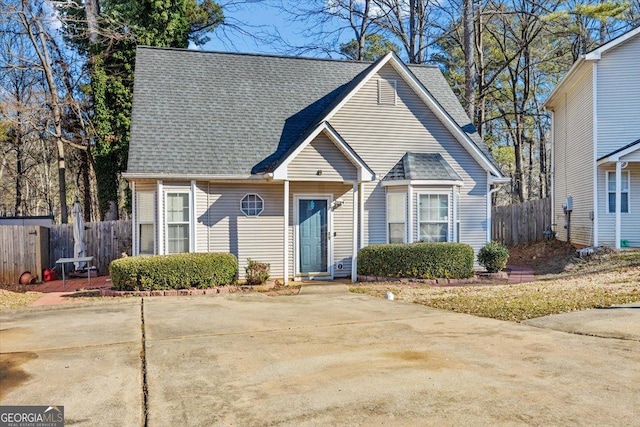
[
  {"xmin": 29, "ymin": 276, "xmax": 112, "ymax": 306},
  {"xmin": 506, "ymin": 265, "xmax": 535, "ymax": 284}
]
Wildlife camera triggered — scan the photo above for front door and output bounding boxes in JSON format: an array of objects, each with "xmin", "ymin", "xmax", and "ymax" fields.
[{"xmin": 298, "ymin": 198, "xmax": 329, "ymax": 274}]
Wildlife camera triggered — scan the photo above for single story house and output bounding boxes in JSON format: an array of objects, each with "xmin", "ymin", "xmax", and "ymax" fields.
[{"xmin": 125, "ymin": 47, "xmax": 508, "ymax": 282}]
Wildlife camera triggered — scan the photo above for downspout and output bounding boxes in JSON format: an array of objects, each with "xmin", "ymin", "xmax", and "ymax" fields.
[
  {"xmin": 487, "ymin": 173, "xmax": 510, "ymax": 242},
  {"xmin": 550, "ymin": 110, "xmax": 555, "ymax": 240},
  {"xmin": 592, "ymin": 62, "xmax": 599, "ymax": 246}
]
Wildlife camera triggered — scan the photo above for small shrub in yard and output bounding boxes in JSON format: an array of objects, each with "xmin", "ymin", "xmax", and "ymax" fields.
[
  {"xmin": 245, "ymin": 259, "xmax": 270, "ymax": 286},
  {"xmin": 477, "ymin": 241, "xmax": 510, "ymax": 273},
  {"xmin": 110, "ymin": 253, "xmax": 237, "ymax": 291},
  {"xmin": 358, "ymin": 242, "xmax": 475, "ymax": 279}
]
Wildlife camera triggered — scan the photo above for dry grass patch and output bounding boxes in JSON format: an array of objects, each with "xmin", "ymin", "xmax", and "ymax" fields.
[
  {"xmin": 0, "ymin": 289, "xmax": 42, "ymax": 309},
  {"xmin": 351, "ymin": 250, "xmax": 640, "ymax": 322}
]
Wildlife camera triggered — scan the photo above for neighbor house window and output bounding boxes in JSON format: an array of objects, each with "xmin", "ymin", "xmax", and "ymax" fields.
[
  {"xmin": 387, "ymin": 192, "xmax": 406, "ymax": 244},
  {"xmin": 166, "ymin": 192, "xmax": 190, "ymax": 253},
  {"xmin": 241, "ymin": 193, "xmax": 264, "ymax": 217},
  {"xmin": 607, "ymin": 171, "xmax": 630, "ymax": 213},
  {"xmin": 419, "ymin": 194, "xmax": 449, "ymax": 242},
  {"xmin": 137, "ymin": 191, "xmax": 155, "ymax": 255}
]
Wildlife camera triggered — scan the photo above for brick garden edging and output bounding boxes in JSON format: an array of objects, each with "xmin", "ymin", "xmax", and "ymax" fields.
[
  {"xmin": 100, "ymin": 287, "xmax": 240, "ymax": 297},
  {"xmin": 358, "ymin": 271, "xmax": 511, "ymax": 286},
  {"xmin": 100, "ymin": 284, "xmax": 300, "ymax": 297}
]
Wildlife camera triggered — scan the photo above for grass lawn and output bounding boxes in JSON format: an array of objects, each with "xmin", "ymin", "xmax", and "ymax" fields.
[
  {"xmin": 350, "ymin": 248, "xmax": 640, "ymax": 322},
  {"xmin": 0, "ymin": 289, "xmax": 43, "ymax": 309}
]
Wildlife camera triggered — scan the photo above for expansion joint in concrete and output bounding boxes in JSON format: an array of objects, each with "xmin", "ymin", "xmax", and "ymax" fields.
[{"xmin": 140, "ymin": 298, "xmax": 149, "ymax": 427}]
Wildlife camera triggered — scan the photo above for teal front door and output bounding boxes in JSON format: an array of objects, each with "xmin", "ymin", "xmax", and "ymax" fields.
[{"xmin": 299, "ymin": 199, "xmax": 328, "ymax": 273}]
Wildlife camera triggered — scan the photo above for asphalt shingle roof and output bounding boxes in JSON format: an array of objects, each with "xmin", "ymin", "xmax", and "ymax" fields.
[
  {"xmin": 127, "ymin": 47, "xmax": 494, "ymax": 176},
  {"xmin": 383, "ymin": 152, "xmax": 463, "ymax": 181}
]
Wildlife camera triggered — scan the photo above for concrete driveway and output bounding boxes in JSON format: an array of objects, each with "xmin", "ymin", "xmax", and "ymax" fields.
[{"xmin": 1, "ymin": 285, "xmax": 639, "ymax": 426}]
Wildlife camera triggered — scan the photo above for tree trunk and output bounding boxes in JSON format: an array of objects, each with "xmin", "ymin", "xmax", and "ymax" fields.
[{"xmin": 463, "ymin": 0, "xmax": 476, "ymax": 120}]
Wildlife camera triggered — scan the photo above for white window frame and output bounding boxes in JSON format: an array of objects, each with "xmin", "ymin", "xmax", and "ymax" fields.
[
  {"xmin": 165, "ymin": 191, "xmax": 192, "ymax": 254},
  {"xmin": 137, "ymin": 191, "xmax": 156, "ymax": 255},
  {"xmin": 606, "ymin": 170, "xmax": 630, "ymax": 214},
  {"xmin": 417, "ymin": 191, "xmax": 452, "ymax": 243},
  {"xmin": 377, "ymin": 78, "xmax": 397, "ymax": 106},
  {"xmin": 240, "ymin": 193, "xmax": 264, "ymax": 217},
  {"xmin": 386, "ymin": 191, "xmax": 407, "ymax": 244}
]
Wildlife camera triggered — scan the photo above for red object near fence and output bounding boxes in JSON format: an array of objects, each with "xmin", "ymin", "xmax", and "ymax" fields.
[{"xmin": 43, "ymin": 268, "xmax": 57, "ymax": 282}]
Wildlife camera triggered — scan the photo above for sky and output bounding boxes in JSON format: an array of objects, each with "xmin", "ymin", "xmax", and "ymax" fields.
[{"xmin": 196, "ymin": 1, "xmax": 346, "ymax": 57}]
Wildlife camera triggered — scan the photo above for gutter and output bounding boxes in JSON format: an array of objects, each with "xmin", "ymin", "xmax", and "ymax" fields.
[{"xmin": 122, "ymin": 172, "xmax": 275, "ymax": 181}]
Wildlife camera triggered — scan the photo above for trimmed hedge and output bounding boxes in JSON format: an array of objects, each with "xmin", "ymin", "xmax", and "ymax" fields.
[
  {"xmin": 110, "ymin": 253, "xmax": 238, "ymax": 291},
  {"xmin": 357, "ymin": 242, "xmax": 475, "ymax": 279}
]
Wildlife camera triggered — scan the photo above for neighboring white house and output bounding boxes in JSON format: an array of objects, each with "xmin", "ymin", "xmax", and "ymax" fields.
[
  {"xmin": 544, "ymin": 27, "xmax": 640, "ymax": 249},
  {"xmin": 125, "ymin": 47, "xmax": 508, "ymax": 282}
]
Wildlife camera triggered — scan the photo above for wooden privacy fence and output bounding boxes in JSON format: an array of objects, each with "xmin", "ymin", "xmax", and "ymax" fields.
[
  {"xmin": 1, "ymin": 220, "xmax": 131, "ymax": 284},
  {"xmin": 492, "ymin": 198, "xmax": 551, "ymax": 246},
  {"xmin": 0, "ymin": 226, "xmax": 49, "ymax": 285},
  {"xmin": 49, "ymin": 220, "xmax": 132, "ymax": 277}
]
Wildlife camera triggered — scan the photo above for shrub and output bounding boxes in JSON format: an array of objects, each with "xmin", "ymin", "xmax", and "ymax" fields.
[
  {"xmin": 109, "ymin": 253, "xmax": 237, "ymax": 291},
  {"xmin": 477, "ymin": 241, "xmax": 510, "ymax": 273},
  {"xmin": 245, "ymin": 259, "xmax": 270, "ymax": 286},
  {"xmin": 358, "ymin": 242, "xmax": 475, "ymax": 279}
]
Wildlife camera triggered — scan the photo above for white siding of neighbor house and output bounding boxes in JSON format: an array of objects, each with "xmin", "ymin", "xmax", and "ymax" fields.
[
  {"xmin": 597, "ymin": 163, "xmax": 640, "ymax": 247},
  {"xmin": 288, "ymin": 133, "xmax": 358, "ymax": 182},
  {"xmin": 551, "ymin": 66, "xmax": 594, "ymax": 246},
  {"xmin": 288, "ymin": 182, "xmax": 354, "ymax": 278},
  {"xmin": 329, "ymin": 64, "xmax": 488, "ymax": 253},
  {"xmin": 596, "ymin": 35, "xmax": 640, "ymax": 158}
]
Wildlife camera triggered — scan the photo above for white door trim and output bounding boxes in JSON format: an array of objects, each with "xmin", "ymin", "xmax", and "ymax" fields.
[{"xmin": 293, "ymin": 194, "xmax": 334, "ymax": 280}]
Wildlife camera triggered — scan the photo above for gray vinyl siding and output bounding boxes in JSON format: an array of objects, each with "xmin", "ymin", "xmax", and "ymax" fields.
[
  {"xmin": 551, "ymin": 66, "xmax": 594, "ymax": 246},
  {"xmin": 195, "ymin": 182, "xmax": 209, "ymax": 253},
  {"xmin": 288, "ymin": 133, "xmax": 357, "ymax": 182},
  {"xmin": 621, "ymin": 150, "xmax": 640, "ymax": 162},
  {"xmin": 330, "ymin": 63, "xmax": 488, "ymax": 253},
  {"xmin": 196, "ymin": 183, "xmax": 285, "ymax": 279},
  {"xmin": 596, "ymin": 35, "xmax": 640, "ymax": 158},
  {"xmin": 597, "ymin": 163, "xmax": 640, "ymax": 247},
  {"xmin": 288, "ymin": 182, "xmax": 354, "ymax": 278}
]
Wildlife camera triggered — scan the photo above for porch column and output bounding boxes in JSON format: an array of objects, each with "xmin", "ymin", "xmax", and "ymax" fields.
[
  {"xmin": 452, "ymin": 186, "xmax": 458, "ymax": 243},
  {"xmin": 615, "ymin": 161, "xmax": 622, "ymax": 250},
  {"xmin": 156, "ymin": 180, "xmax": 164, "ymax": 255},
  {"xmin": 131, "ymin": 181, "xmax": 137, "ymax": 256},
  {"xmin": 190, "ymin": 180, "xmax": 197, "ymax": 253},
  {"xmin": 359, "ymin": 182, "xmax": 365, "ymax": 249},
  {"xmin": 407, "ymin": 184, "xmax": 414, "ymax": 243},
  {"xmin": 283, "ymin": 180, "xmax": 290, "ymax": 284},
  {"xmin": 352, "ymin": 181, "xmax": 358, "ymax": 283}
]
